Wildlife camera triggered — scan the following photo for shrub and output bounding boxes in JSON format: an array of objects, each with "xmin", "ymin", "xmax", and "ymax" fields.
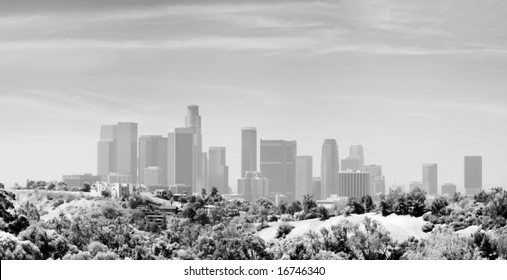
[
  {"xmin": 422, "ymin": 223, "xmax": 434, "ymax": 233},
  {"xmin": 276, "ymin": 223, "xmax": 295, "ymax": 239}
]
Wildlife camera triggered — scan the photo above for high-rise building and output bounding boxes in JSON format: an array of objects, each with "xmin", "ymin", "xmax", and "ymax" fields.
[
  {"xmin": 138, "ymin": 135, "xmax": 167, "ymax": 185},
  {"xmin": 312, "ymin": 177, "xmax": 322, "ymax": 200},
  {"xmin": 321, "ymin": 139, "xmax": 339, "ymax": 198},
  {"xmin": 295, "ymin": 156, "xmax": 313, "ymax": 201},
  {"xmin": 465, "ymin": 156, "xmax": 482, "ymax": 195},
  {"xmin": 209, "ymin": 147, "xmax": 229, "ymax": 195},
  {"xmin": 364, "ymin": 164, "xmax": 385, "ymax": 194},
  {"xmin": 442, "ymin": 183, "xmax": 457, "ymax": 196},
  {"xmin": 409, "ymin": 181, "xmax": 424, "ymax": 192},
  {"xmin": 242, "ymin": 127, "xmax": 257, "ymax": 176},
  {"xmin": 202, "ymin": 152, "xmax": 208, "ymax": 190},
  {"xmin": 97, "ymin": 122, "xmax": 138, "ymax": 183},
  {"xmin": 338, "ymin": 171, "xmax": 371, "ymax": 199},
  {"xmin": 341, "ymin": 145, "xmax": 364, "ymax": 171},
  {"xmin": 144, "ymin": 166, "xmax": 161, "ymax": 187},
  {"xmin": 167, "ymin": 127, "xmax": 194, "ymax": 189},
  {"xmin": 260, "ymin": 140, "xmax": 297, "ymax": 201},
  {"xmin": 237, "ymin": 171, "xmax": 269, "ymax": 202},
  {"xmin": 423, "ymin": 163, "xmax": 438, "ymax": 194},
  {"xmin": 185, "ymin": 105, "xmax": 204, "ymax": 192}
]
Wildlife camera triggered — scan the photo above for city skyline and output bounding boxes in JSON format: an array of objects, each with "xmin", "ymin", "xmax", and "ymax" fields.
[{"xmin": 1, "ymin": 0, "xmax": 507, "ymax": 191}]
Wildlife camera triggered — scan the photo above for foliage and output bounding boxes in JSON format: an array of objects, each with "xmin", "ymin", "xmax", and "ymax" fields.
[
  {"xmin": 81, "ymin": 182, "xmax": 91, "ymax": 193},
  {"xmin": 276, "ymin": 223, "xmax": 295, "ymax": 239},
  {"xmin": 379, "ymin": 188, "xmax": 427, "ymax": 217}
]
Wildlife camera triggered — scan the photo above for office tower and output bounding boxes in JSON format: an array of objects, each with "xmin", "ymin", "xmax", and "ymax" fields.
[
  {"xmin": 138, "ymin": 135, "xmax": 168, "ymax": 185},
  {"xmin": 442, "ymin": 183, "xmax": 457, "ymax": 196},
  {"xmin": 209, "ymin": 147, "xmax": 229, "ymax": 195},
  {"xmin": 364, "ymin": 164, "xmax": 385, "ymax": 194},
  {"xmin": 97, "ymin": 122, "xmax": 138, "ymax": 183},
  {"xmin": 242, "ymin": 127, "xmax": 257, "ymax": 176},
  {"xmin": 423, "ymin": 163, "xmax": 438, "ymax": 194},
  {"xmin": 321, "ymin": 139, "xmax": 339, "ymax": 198},
  {"xmin": 144, "ymin": 167, "xmax": 161, "ymax": 187},
  {"xmin": 238, "ymin": 171, "xmax": 269, "ymax": 202},
  {"xmin": 341, "ymin": 145, "xmax": 365, "ymax": 171},
  {"xmin": 312, "ymin": 177, "xmax": 322, "ymax": 200},
  {"xmin": 465, "ymin": 156, "xmax": 482, "ymax": 195},
  {"xmin": 185, "ymin": 105, "xmax": 204, "ymax": 192},
  {"xmin": 295, "ymin": 156, "xmax": 313, "ymax": 201},
  {"xmin": 202, "ymin": 152, "xmax": 208, "ymax": 190},
  {"xmin": 260, "ymin": 140, "xmax": 297, "ymax": 201},
  {"xmin": 338, "ymin": 171, "xmax": 371, "ymax": 199},
  {"xmin": 97, "ymin": 125, "xmax": 116, "ymax": 180},
  {"xmin": 167, "ymin": 127, "xmax": 194, "ymax": 189}
]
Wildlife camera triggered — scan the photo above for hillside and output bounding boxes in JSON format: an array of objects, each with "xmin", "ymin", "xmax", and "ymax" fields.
[{"xmin": 257, "ymin": 213, "xmax": 429, "ymax": 242}]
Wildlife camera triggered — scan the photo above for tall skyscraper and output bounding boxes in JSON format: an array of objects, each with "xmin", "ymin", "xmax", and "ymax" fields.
[
  {"xmin": 167, "ymin": 127, "xmax": 194, "ymax": 189},
  {"xmin": 97, "ymin": 125, "xmax": 117, "ymax": 180},
  {"xmin": 238, "ymin": 171, "xmax": 269, "ymax": 202},
  {"xmin": 321, "ymin": 139, "xmax": 339, "ymax": 198},
  {"xmin": 202, "ymin": 152, "xmax": 208, "ymax": 190},
  {"xmin": 260, "ymin": 140, "xmax": 297, "ymax": 201},
  {"xmin": 295, "ymin": 156, "xmax": 313, "ymax": 201},
  {"xmin": 423, "ymin": 163, "xmax": 438, "ymax": 194},
  {"xmin": 364, "ymin": 164, "xmax": 385, "ymax": 194},
  {"xmin": 341, "ymin": 145, "xmax": 365, "ymax": 171},
  {"xmin": 209, "ymin": 147, "xmax": 229, "ymax": 195},
  {"xmin": 185, "ymin": 105, "xmax": 204, "ymax": 192},
  {"xmin": 338, "ymin": 171, "xmax": 371, "ymax": 199},
  {"xmin": 138, "ymin": 135, "xmax": 167, "ymax": 185},
  {"xmin": 465, "ymin": 156, "xmax": 482, "ymax": 195},
  {"xmin": 97, "ymin": 122, "xmax": 138, "ymax": 183},
  {"xmin": 242, "ymin": 127, "xmax": 257, "ymax": 177}
]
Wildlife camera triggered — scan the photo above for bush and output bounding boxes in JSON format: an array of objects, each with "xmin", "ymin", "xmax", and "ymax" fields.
[
  {"xmin": 280, "ymin": 214, "xmax": 294, "ymax": 222},
  {"xmin": 52, "ymin": 199, "xmax": 65, "ymax": 209},
  {"xmin": 422, "ymin": 222, "xmax": 434, "ymax": 233},
  {"xmin": 101, "ymin": 190, "xmax": 112, "ymax": 198},
  {"xmin": 276, "ymin": 223, "xmax": 295, "ymax": 239}
]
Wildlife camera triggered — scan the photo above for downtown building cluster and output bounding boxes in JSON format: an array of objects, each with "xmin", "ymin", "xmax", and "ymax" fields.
[{"xmin": 65, "ymin": 104, "xmax": 486, "ymax": 203}]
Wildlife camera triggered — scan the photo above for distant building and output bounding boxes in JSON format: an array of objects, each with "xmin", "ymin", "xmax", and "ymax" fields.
[
  {"xmin": 185, "ymin": 105, "xmax": 204, "ymax": 192},
  {"xmin": 167, "ymin": 127, "xmax": 194, "ymax": 189},
  {"xmin": 260, "ymin": 140, "xmax": 297, "ymax": 201},
  {"xmin": 97, "ymin": 122, "xmax": 138, "ymax": 183},
  {"xmin": 312, "ymin": 177, "xmax": 322, "ymax": 200},
  {"xmin": 242, "ymin": 127, "xmax": 257, "ymax": 176},
  {"xmin": 423, "ymin": 163, "xmax": 438, "ymax": 194},
  {"xmin": 409, "ymin": 181, "xmax": 424, "ymax": 192},
  {"xmin": 208, "ymin": 147, "xmax": 229, "ymax": 195},
  {"xmin": 295, "ymin": 156, "xmax": 313, "ymax": 201},
  {"xmin": 364, "ymin": 164, "xmax": 385, "ymax": 194},
  {"xmin": 169, "ymin": 184, "xmax": 192, "ymax": 195},
  {"xmin": 465, "ymin": 156, "xmax": 482, "ymax": 195},
  {"xmin": 138, "ymin": 135, "xmax": 167, "ymax": 185},
  {"xmin": 110, "ymin": 183, "xmax": 131, "ymax": 198},
  {"xmin": 237, "ymin": 171, "xmax": 269, "ymax": 202},
  {"xmin": 338, "ymin": 171, "xmax": 370, "ymax": 199},
  {"xmin": 62, "ymin": 173, "xmax": 101, "ymax": 189},
  {"xmin": 442, "ymin": 183, "xmax": 457, "ymax": 196},
  {"xmin": 321, "ymin": 139, "xmax": 339, "ymax": 198},
  {"xmin": 107, "ymin": 173, "xmax": 132, "ymax": 185},
  {"xmin": 341, "ymin": 145, "xmax": 365, "ymax": 171}
]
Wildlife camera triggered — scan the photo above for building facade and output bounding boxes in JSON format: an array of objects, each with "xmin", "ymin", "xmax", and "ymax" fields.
[
  {"xmin": 442, "ymin": 183, "xmax": 457, "ymax": 196},
  {"xmin": 338, "ymin": 171, "xmax": 371, "ymax": 199},
  {"xmin": 321, "ymin": 139, "xmax": 339, "ymax": 198},
  {"xmin": 237, "ymin": 171, "xmax": 269, "ymax": 202},
  {"xmin": 364, "ymin": 164, "xmax": 385, "ymax": 194},
  {"xmin": 242, "ymin": 127, "xmax": 257, "ymax": 177},
  {"xmin": 295, "ymin": 156, "xmax": 313, "ymax": 201},
  {"xmin": 260, "ymin": 140, "xmax": 297, "ymax": 201},
  {"xmin": 138, "ymin": 135, "xmax": 168, "ymax": 185},
  {"xmin": 208, "ymin": 147, "xmax": 229, "ymax": 195},
  {"xmin": 62, "ymin": 173, "xmax": 101, "ymax": 189},
  {"xmin": 423, "ymin": 163, "xmax": 438, "ymax": 195},
  {"xmin": 167, "ymin": 127, "xmax": 194, "ymax": 190},
  {"xmin": 465, "ymin": 156, "xmax": 482, "ymax": 195}
]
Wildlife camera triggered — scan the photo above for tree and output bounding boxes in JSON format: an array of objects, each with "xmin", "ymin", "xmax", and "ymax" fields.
[
  {"xmin": 431, "ymin": 197, "xmax": 449, "ymax": 216},
  {"xmin": 276, "ymin": 223, "xmax": 295, "ymax": 239},
  {"xmin": 318, "ymin": 206, "xmax": 329, "ymax": 221},
  {"xmin": 81, "ymin": 182, "xmax": 91, "ymax": 193},
  {"xmin": 347, "ymin": 198, "xmax": 365, "ymax": 214},
  {"xmin": 361, "ymin": 195, "xmax": 375, "ymax": 213},
  {"xmin": 47, "ymin": 182, "xmax": 56, "ymax": 190},
  {"xmin": 201, "ymin": 188, "xmax": 207, "ymax": 199},
  {"xmin": 101, "ymin": 190, "xmax": 112, "ymax": 198},
  {"xmin": 0, "ymin": 183, "xmax": 4, "ymax": 189},
  {"xmin": 302, "ymin": 194, "xmax": 317, "ymax": 213},
  {"xmin": 210, "ymin": 186, "xmax": 219, "ymax": 198}
]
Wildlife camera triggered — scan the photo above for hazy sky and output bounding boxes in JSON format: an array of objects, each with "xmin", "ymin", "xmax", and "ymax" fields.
[{"xmin": 1, "ymin": 0, "xmax": 506, "ymax": 191}]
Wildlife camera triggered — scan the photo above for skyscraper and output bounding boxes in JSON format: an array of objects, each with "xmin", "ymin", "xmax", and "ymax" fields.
[
  {"xmin": 167, "ymin": 127, "xmax": 194, "ymax": 189},
  {"xmin": 295, "ymin": 156, "xmax": 313, "ymax": 201},
  {"xmin": 312, "ymin": 177, "xmax": 322, "ymax": 200},
  {"xmin": 138, "ymin": 135, "xmax": 167, "ymax": 185},
  {"xmin": 97, "ymin": 122, "xmax": 138, "ymax": 183},
  {"xmin": 338, "ymin": 171, "xmax": 371, "ymax": 199},
  {"xmin": 260, "ymin": 140, "xmax": 297, "ymax": 201},
  {"xmin": 185, "ymin": 105, "xmax": 204, "ymax": 192},
  {"xmin": 242, "ymin": 127, "xmax": 257, "ymax": 177},
  {"xmin": 341, "ymin": 145, "xmax": 365, "ymax": 171},
  {"xmin": 364, "ymin": 164, "xmax": 385, "ymax": 194},
  {"xmin": 209, "ymin": 147, "xmax": 229, "ymax": 195},
  {"xmin": 465, "ymin": 156, "xmax": 482, "ymax": 195},
  {"xmin": 423, "ymin": 163, "xmax": 438, "ymax": 194},
  {"xmin": 321, "ymin": 139, "xmax": 339, "ymax": 198}
]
